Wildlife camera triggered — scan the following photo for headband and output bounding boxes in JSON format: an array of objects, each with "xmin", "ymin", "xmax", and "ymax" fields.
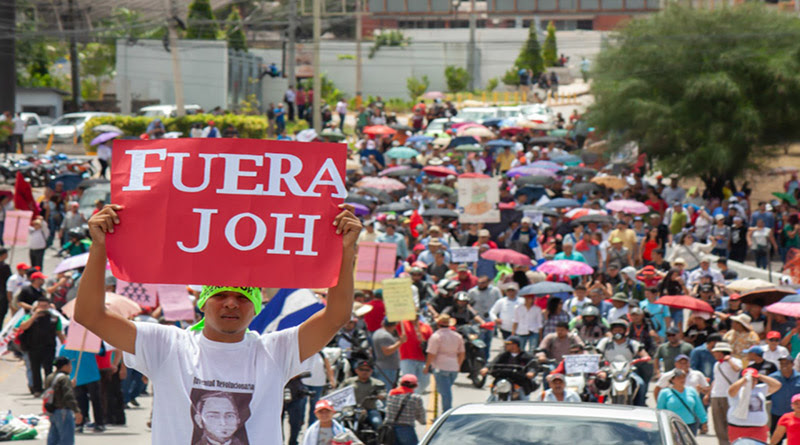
[{"xmin": 189, "ymin": 286, "xmax": 262, "ymax": 332}]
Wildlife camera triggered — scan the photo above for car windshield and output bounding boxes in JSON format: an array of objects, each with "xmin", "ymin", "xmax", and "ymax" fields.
[
  {"xmin": 52, "ymin": 116, "xmax": 86, "ymax": 126},
  {"xmin": 425, "ymin": 414, "xmax": 662, "ymax": 445}
]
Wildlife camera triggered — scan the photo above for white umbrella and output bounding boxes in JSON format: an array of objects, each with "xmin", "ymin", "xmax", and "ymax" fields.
[{"xmin": 53, "ymin": 252, "xmax": 90, "ymax": 274}]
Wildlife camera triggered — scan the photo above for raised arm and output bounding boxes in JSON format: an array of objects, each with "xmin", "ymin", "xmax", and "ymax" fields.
[
  {"xmin": 298, "ymin": 204, "xmax": 362, "ymax": 362},
  {"xmin": 74, "ymin": 205, "xmax": 137, "ymax": 354}
]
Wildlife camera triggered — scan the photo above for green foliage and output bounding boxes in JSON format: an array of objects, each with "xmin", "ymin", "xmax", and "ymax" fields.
[
  {"xmin": 225, "ymin": 8, "xmax": 248, "ymax": 52},
  {"xmin": 337, "ymin": 54, "xmax": 356, "ymax": 60},
  {"xmin": 501, "ymin": 69, "xmax": 520, "ymax": 86},
  {"xmin": 186, "ymin": 0, "xmax": 219, "ymax": 40},
  {"xmin": 486, "ymin": 77, "xmax": 500, "ymax": 92},
  {"xmin": 0, "ymin": 121, "xmax": 13, "ymax": 143},
  {"xmin": 406, "ymin": 75, "xmax": 430, "ymax": 101},
  {"xmin": 369, "ymin": 30, "xmax": 411, "ymax": 58},
  {"xmin": 516, "ymin": 25, "xmax": 544, "ymax": 76},
  {"xmin": 444, "ymin": 66, "xmax": 470, "ymax": 93},
  {"xmin": 286, "ymin": 119, "xmax": 310, "ymax": 135},
  {"xmin": 238, "ymin": 93, "xmax": 260, "ymax": 115},
  {"xmin": 83, "ymin": 114, "xmax": 269, "ymax": 149},
  {"xmin": 542, "ymin": 21, "xmax": 558, "ymax": 67},
  {"xmin": 300, "ymin": 74, "xmax": 343, "ymax": 104},
  {"xmin": 588, "ymin": 4, "xmax": 800, "ymax": 182}
]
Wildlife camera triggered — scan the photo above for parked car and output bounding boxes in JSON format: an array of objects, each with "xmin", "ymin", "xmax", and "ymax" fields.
[
  {"xmin": 458, "ymin": 107, "xmax": 499, "ymax": 123},
  {"xmin": 520, "ymin": 104, "xmax": 556, "ymax": 124},
  {"xmin": 37, "ymin": 112, "xmax": 115, "ymax": 143},
  {"xmin": 137, "ymin": 104, "xmax": 202, "ymax": 118},
  {"xmin": 20, "ymin": 112, "xmax": 44, "ymax": 144},
  {"xmin": 424, "ymin": 117, "xmax": 463, "ymax": 137},
  {"xmin": 78, "ymin": 183, "xmax": 111, "ymax": 219},
  {"xmin": 420, "ymin": 403, "xmax": 697, "ymax": 445}
]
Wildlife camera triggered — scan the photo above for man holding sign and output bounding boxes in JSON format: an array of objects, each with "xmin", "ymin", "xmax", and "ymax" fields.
[{"xmin": 75, "ymin": 198, "xmax": 360, "ymax": 443}]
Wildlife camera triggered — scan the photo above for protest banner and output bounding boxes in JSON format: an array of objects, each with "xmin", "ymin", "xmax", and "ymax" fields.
[
  {"xmin": 3, "ymin": 210, "xmax": 32, "ymax": 246},
  {"xmin": 382, "ymin": 277, "xmax": 416, "ymax": 322},
  {"xmin": 322, "ymin": 385, "xmax": 356, "ymax": 412},
  {"xmin": 157, "ymin": 284, "xmax": 196, "ymax": 321},
  {"xmin": 64, "ymin": 320, "xmax": 103, "ymax": 353},
  {"xmin": 451, "ymin": 247, "xmax": 479, "ymax": 263},
  {"xmin": 0, "ymin": 309, "xmax": 25, "ymax": 356},
  {"xmin": 522, "ymin": 210, "xmax": 544, "ymax": 225},
  {"xmin": 116, "ymin": 279, "xmax": 159, "ymax": 308},
  {"xmin": 564, "ymin": 354, "xmax": 601, "ymax": 375},
  {"xmin": 457, "ymin": 177, "xmax": 500, "ymax": 223},
  {"xmin": 107, "ymin": 138, "xmax": 347, "ymax": 289},
  {"xmin": 354, "ymin": 242, "xmax": 397, "ymax": 290}
]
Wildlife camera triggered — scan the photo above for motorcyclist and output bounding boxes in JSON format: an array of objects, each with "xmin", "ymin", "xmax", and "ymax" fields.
[
  {"xmin": 336, "ymin": 316, "xmax": 371, "ymax": 366},
  {"xmin": 427, "ymin": 280, "xmax": 459, "ymax": 318},
  {"xmin": 58, "ymin": 228, "xmax": 91, "ymax": 257},
  {"xmin": 595, "ymin": 319, "xmax": 651, "ymax": 406},
  {"xmin": 409, "ymin": 267, "xmax": 435, "ymax": 309},
  {"xmin": 569, "ymin": 305, "xmax": 609, "ymax": 344},
  {"xmin": 479, "ymin": 336, "xmax": 539, "ymax": 398},
  {"xmin": 442, "ymin": 292, "xmax": 486, "ymax": 326},
  {"xmin": 342, "ymin": 360, "xmax": 386, "ymax": 430}
]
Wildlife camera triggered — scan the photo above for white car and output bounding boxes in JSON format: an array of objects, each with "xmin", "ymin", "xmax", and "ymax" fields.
[
  {"xmin": 424, "ymin": 117, "xmax": 463, "ymax": 137},
  {"xmin": 520, "ymin": 104, "xmax": 557, "ymax": 124},
  {"xmin": 458, "ymin": 107, "xmax": 499, "ymax": 123},
  {"xmin": 137, "ymin": 104, "xmax": 202, "ymax": 118},
  {"xmin": 37, "ymin": 112, "xmax": 115, "ymax": 143},
  {"xmin": 420, "ymin": 402, "xmax": 697, "ymax": 445},
  {"xmin": 19, "ymin": 112, "xmax": 44, "ymax": 143}
]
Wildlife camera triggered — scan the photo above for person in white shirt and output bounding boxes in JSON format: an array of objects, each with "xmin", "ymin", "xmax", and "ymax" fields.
[
  {"xmin": 73, "ymin": 204, "xmax": 362, "ymax": 444},
  {"xmin": 542, "ymin": 373, "xmax": 581, "ymax": 402},
  {"xmin": 606, "ymin": 293, "xmax": 630, "ymax": 322},
  {"xmin": 11, "ymin": 113, "xmax": 25, "ymax": 153},
  {"xmin": 512, "ymin": 293, "xmax": 543, "ymax": 354},
  {"xmin": 7, "ymin": 262, "xmax": 30, "ymax": 308},
  {"xmin": 708, "ymin": 342, "xmax": 742, "ymax": 445},
  {"xmin": 28, "ymin": 216, "xmax": 49, "ymax": 270},
  {"xmin": 335, "ymin": 99, "xmax": 348, "ymax": 132},
  {"xmin": 489, "ymin": 282, "xmax": 522, "ymax": 339},
  {"xmin": 654, "ymin": 354, "xmax": 710, "ymax": 401},
  {"xmin": 765, "ymin": 331, "xmax": 790, "ymax": 369}
]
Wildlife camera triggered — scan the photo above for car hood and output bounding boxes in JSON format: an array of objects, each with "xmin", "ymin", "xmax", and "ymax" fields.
[{"xmin": 38, "ymin": 125, "xmax": 79, "ymax": 135}]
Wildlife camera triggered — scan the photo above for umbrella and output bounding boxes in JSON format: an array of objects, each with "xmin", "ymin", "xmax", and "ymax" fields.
[
  {"xmin": 432, "ymin": 137, "xmax": 451, "ymax": 147},
  {"xmin": 530, "ymin": 161, "xmax": 563, "ymax": 171},
  {"xmin": 385, "ymin": 146, "xmax": 419, "ymax": 159},
  {"xmin": 506, "ymin": 167, "xmax": 557, "ymax": 178},
  {"xmin": 550, "ymin": 154, "xmax": 583, "ymax": 166},
  {"xmin": 517, "ymin": 205, "xmax": 560, "ymax": 218},
  {"xmin": 727, "ymin": 278, "xmax": 777, "ymax": 293},
  {"xmin": 514, "ymin": 120, "xmax": 539, "ymax": 129},
  {"xmin": 482, "ymin": 118, "xmax": 504, "ymax": 127},
  {"xmin": 780, "ymin": 294, "xmax": 800, "ymax": 303},
  {"xmin": 376, "ymin": 202, "xmax": 415, "ymax": 213},
  {"xmin": 541, "ymin": 198, "xmax": 581, "ymax": 209},
  {"xmin": 390, "ymin": 123, "xmax": 413, "ymax": 132},
  {"xmin": 422, "ymin": 91, "xmax": 445, "ymax": 99},
  {"xmin": 346, "ymin": 158, "xmax": 361, "ymax": 172},
  {"xmin": 591, "ymin": 176, "xmax": 629, "ymax": 190},
  {"xmin": 654, "ymin": 295, "xmax": 714, "ymax": 313},
  {"xmin": 380, "ymin": 167, "xmax": 420, "ymax": 177},
  {"xmin": 499, "ymin": 127, "xmax": 527, "ymax": 136},
  {"xmin": 53, "ymin": 252, "xmax": 90, "ymax": 274},
  {"xmin": 407, "ymin": 135, "xmax": 434, "ymax": 144},
  {"xmin": 765, "ymin": 302, "xmax": 800, "ymax": 318},
  {"xmin": 529, "ymin": 136, "xmax": 568, "ymax": 146},
  {"xmin": 773, "ymin": 192, "xmax": 798, "ymax": 206},
  {"xmin": 738, "ymin": 287, "xmax": 797, "ymax": 306},
  {"xmin": 90, "ymin": 131, "xmax": 121, "ymax": 147},
  {"xmin": 296, "ymin": 128, "xmax": 318, "ymax": 142},
  {"xmin": 573, "ymin": 214, "xmax": 615, "ymax": 225},
  {"xmin": 565, "ymin": 208, "xmax": 607, "ymax": 220},
  {"xmin": 481, "ymin": 249, "xmax": 532, "ymax": 266},
  {"xmin": 421, "ymin": 208, "xmax": 459, "ymax": 218},
  {"xmin": 570, "ymin": 182, "xmax": 599, "ymax": 194},
  {"xmin": 487, "ymin": 139, "xmax": 514, "ymax": 148},
  {"xmin": 78, "ymin": 178, "xmax": 110, "ymax": 190},
  {"xmin": 351, "ymin": 203, "xmax": 370, "ymax": 216},
  {"xmin": 93, "ymin": 124, "xmax": 123, "ymax": 133},
  {"xmin": 61, "ymin": 292, "xmax": 142, "ymax": 319},
  {"xmin": 516, "ymin": 175, "xmax": 554, "ymax": 186},
  {"xmin": 454, "ymin": 144, "xmax": 483, "ymax": 153},
  {"xmin": 459, "ymin": 126, "xmax": 494, "ymax": 138},
  {"xmin": 345, "ymin": 194, "xmax": 373, "ymax": 206},
  {"xmin": 320, "ymin": 129, "xmax": 346, "ymax": 141},
  {"xmin": 357, "ymin": 187, "xmax": 393, "ymax": 203},
  {"xmin": 356, "ymin": 176, "xmax": 406, "ymax": 191},
  {"xmin": 422, "ymin": 166, "xmax": 458, "ymax": 177},
  {"xmin": 363, "ymin": 125, "xmax": 397, "ymax": 136},
  {"xmin": 564, "ymin": 167, "xmax": 598, "ymax": 177},
  {"xmin": 426, "ymin": 184, "xmax": 455, "ymax": 195},
  {"xmin": 452, "ymin": 122, "xmax": 481, "ymax": 130},
  {"xmin": 448, "ymin": 136, "xmax": 480, "ymax": 149},
  {"xmin": 537, "ymin": 260, "xmax": 594, "ymax": 276},
  {"xmin": 459, "ymin": 172, "xmax": 490, "ymax": 179},
  {"xmin": 606, "ymin": 200, "xmax": 650, "ymax": 215},
  {"xmin": 520, "ymin": 281, "xmax": 574, "ymax": 296},
  {"xmin": 515, "ymin": 186, "xmax": 549, "ymax": 203}
]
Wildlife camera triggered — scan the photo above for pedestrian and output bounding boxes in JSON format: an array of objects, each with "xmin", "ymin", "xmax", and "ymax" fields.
[
  {"xmin": 424, "ymin": 314, "xmax": 465, "ymax": 413},
  {"xmin": 766, "ymin": 330, "xmax": 791, "ymax": 369},
  {"xmin": 58, "ymin": 346, "xmax": 105, "ymax": 433},
  {"xmin": 15, "ymin": 298, "xmax": 65, "ymax": 396},
  {"xmin": 384, "ymin": 374, "xmax": 426, "ymax": 445},
  {"xmin": 372, "ymin": 317, "xmax": 403, "ymax": 389},
  {"xmin": 16, "ymin": 271, "xmax": 47, "ymax": 312},
  {"xmin": 335, "ymin": 97, "xmax": 348, "ymax": 132},
  {"xmin": 45, "ymin": 357, "xmax": 82, "ymax": 445},
  {"xmin": 723, "ymin": 313, "xmax": 760, "ymax": 360},
  {"xmin": 708, "ymin": 341, "xmax": 742, "ymax": 445},
  {"xmin": 201, "ymin": 120, "xmax": 219, "ymax": 138},
  {"xmin": 296, "ymin": 87, "xmax": 307, "ymax": 121},
  {"xmin": 511, "ymin": 292, "xmax": 543, "ymax": 353},
  {"xmin": 301, "ymin": 400, "xmax": 349, "ymax": 445},
  {"xmin": 489, "ymin": 282, "xmax": 521, "ymax": 339},
  {"xmin": 10, "ymin": 112, "xmax": 24, "ymax": 154},
  {"xmin": 0, "ymin": 248, "xmax": 10, "ymax": 330},
  {"xmin": 656, "ymin": 369, "xmax": 707, "ymax": 435},
  {"xmin": 772, "ymin": 394, "xmax": 800, "ymax": 445},
  {"xmin": 285, "ymin": 86, "xmax": 296, "ymax": 121},
  {"xmin": 28, "ymin": 216, "xmax": 48, "ymax": 270},
  {"xmin": 653, "ymin": 327, "xmax": 694, "ymax": 375},
  {"xmin": 769, "ymin": 351, "xmax": 800, "ymax": 439},
  {"xmin": 726, "ymin": 368, "xmax": 782, "ymax": 443},
  {"xmin": 542, "ymin": 373, "xmax": 580, "ymax": 402},
  {"xmin": 274, "ymin": 103, "xmax": 287, "ymax": 135},
  {"xmin": 691, "ymin": 333, "xmax": 721, "ymax": 380}
]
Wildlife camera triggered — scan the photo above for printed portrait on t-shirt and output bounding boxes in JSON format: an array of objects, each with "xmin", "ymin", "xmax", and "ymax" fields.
[
  {"xmin": 190, "ymin": 388, "xmax": 252, "ymax": 445},
  {"xmin": 748, "ymin": 393, "xmax": 763, "ymax": 413}
]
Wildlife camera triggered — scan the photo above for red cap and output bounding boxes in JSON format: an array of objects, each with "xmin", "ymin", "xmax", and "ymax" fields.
[
  {"xmin": 30, "ymin": 272, "xmax": 47, "ymax": 280},
  {"xmin": 641, "ymin": 265, "xmax": 656, "ymax": 274},
  {"xmin": 400, "ymin": 374, "xmax": 418, "ymax": 385},
  {"xmin": 767, "ymin": 331, "xmax": 782, "ymax": 340},
  {"xmin": 208, "ymin": 120, "xmax": 215, "ymax": 126},
  {"xmin": 16, "ymin": 262, "xmax": 28, "ymax": 270},
  {"xmin": 730, "ymin": 293, "xmax": 742, "ymax": 301},
  {"xmin": 314, "ymin": 399, "xmax": 334, "ymax": 413},
  {"xmin": 743, "ymin": 368, "xmax": 759, "ymax": 379}
]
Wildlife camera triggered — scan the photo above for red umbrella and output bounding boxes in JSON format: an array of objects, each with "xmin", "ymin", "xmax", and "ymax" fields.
[
  {"xmin": 422, "ymin": 166, "xmax": 458, "ymax": 177},
  {"xmin": 654, "ymin": 295, "xmax": 714, "ymax": 313},
  {"xmin": 458, "ymin": 172, "xmax": 490, "ymax": 179},
  {"xmin": 766, "ymin": 302, "xmax": 800, "ymax": 318},
  {"xmin": 480, "ymin": 249, "xmax": 532, "ymax": 266},
  {"xmin": 363, "ymin": 125, "xmax": 397, "ymax": 136},
  {"xmin": 499, "ymin": 127, "xmax": 527, "ymax": 136}
]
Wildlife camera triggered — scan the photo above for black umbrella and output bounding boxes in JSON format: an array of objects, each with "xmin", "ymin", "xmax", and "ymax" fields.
[
  {"xmin": 345, "ymin": 194, "xmax": 374, "ymax": 207},
  {"xmin": 573, "ymin": 214, "xmax": 614, "ymax": 225},
  {"xmin": 390, "ymin": 123, "xmax": 413, "ymax": 132},
  {"xmin": 357, "ymin": 187, "xmax": 393, "ymax": 203},
  {"xmin": 78, "ymin": 178, "xmax": 110, "ymax": 190},
  {"xmin": 529, "ymin": 136, "xmax": 567, "ymax": 146},
  {"xmin": 570, "ymin": 182, "xmax": 599, "ymax": 194},
  {"xmin": 382, "ymin": 168, "xmax": 420, "ymax": 178},
  {"xmin": 447, "ymin": 136, "xmax": 480, "ymax": 149},
  {"xmin": 580, "ymin": 152, "xmax": 601, "ymax": 165},
  {"xmin": 739, "ymin": 287, "xmax": 797, "ymax": 306},
  {"xmin": 541, "ymin": 198, "xmax": 581, "ymax": 209},
  {"xmin": 422, "ymin": 208, "xmax": 459, "ymax": 218},
  {"xmin": 376, "ymin": 202, "xmax": 415, "ymax": 213},
  {"xmin": 564, "ymin": 167, "xmax": 598, "ymax": 177},
  {"xmin": 516, "ymin": 175, "xmax": 555, "ymax": 186}
]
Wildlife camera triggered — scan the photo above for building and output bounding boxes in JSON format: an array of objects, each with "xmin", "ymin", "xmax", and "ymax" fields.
[{"xmin": 15, "ymin": 87, "xmax": 68, "ymax": 118}]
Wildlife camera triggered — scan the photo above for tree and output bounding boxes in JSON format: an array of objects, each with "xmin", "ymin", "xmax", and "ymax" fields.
[
  {"xmin": 186, "ymin": 0, "xmax": 219, "ymax": 40},
  {"xmin": 588, "ymin": 4, "xmax": 800, "ymax": 191},
  {"xmin": 515, "ymin": 25, "xmax": 544, "ymax": 77},
  {"xmin": 444, "ymin": 66, "xmax": 470, "ymax": 93},
  {"xmin": 542, "ymin": 21, "xmax": 558, "ymax": 67},
  {"xmin": 406, "ymin": 75, "xmax": 430, "ymax": 101},
  {"xmin": 226, "ymin": 8, "xmax": 248, "ymax": 51}
]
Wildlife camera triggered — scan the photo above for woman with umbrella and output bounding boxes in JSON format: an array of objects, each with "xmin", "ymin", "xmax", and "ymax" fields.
[{"xmin": 90, "ymin": 131, "xmax": 121, "ymax": 179}]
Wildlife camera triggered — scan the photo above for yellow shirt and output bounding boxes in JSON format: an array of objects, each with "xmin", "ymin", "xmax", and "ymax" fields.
[
  {"xmin": 496, "ymin": 150, "xmax": 516, "ymax": 172},
  {"xmin": 609, "ymin": 228, "xmax": 637, "ymax": 251}
]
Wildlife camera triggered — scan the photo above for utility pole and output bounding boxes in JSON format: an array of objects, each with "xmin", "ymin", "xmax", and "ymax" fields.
[
  {"xmin": 0, "ymin": 0, "xmax": 15, "ymax": 114},
  {"xmin": 287, "ymin": 0, "xmax": 297, "ymax": 87},
  {"xmin": 467, "ymin": 0, "xmax": 476, "ymax": 91},
  {"xmin": 164, "ymin": 0, "xmax": 185, "ymax": 116},
  {"xmin": 68, "ymin": 0, "xmax": 81, "ymax": 109},
  {"xmin": 355, "ymin": 0, "xmax": 363, "ymax": 108},
  {"xmin": 312, "ymin": 0, "xmax": 321, "ymax": 133}
]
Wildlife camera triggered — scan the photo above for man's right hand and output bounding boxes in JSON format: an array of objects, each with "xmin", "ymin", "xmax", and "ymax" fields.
[
  {"xmin": 479, "ymin": 367, "xmax": 488, "ymax": 376},
  {"xmin": 87, "ymin": 205, "xmax": 123, "ymax": 245}
]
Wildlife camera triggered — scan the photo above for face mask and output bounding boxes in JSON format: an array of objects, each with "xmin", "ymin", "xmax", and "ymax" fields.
[{"xmin": 613, "ymin": 333, "xmax": 625, "ymax": 341}]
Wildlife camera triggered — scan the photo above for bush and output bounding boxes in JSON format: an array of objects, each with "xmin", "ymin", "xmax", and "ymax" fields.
[
  {"xmin": 486, "ymin": 77, "xmax": 500, "ymax": 92},
  {"xmin": 82, "ymin": 113, "xmax": 269, "ymax": 149},
  {"xmin": 444, "ymin": 66, "xmax": 470, "ymax": 93},
  {"xmin": 542, "ymin": 21, "xmax": 558, "ymax": 67},
  {"xmin": 501, "ymin": 68, "xmax": 520, "ymax": 86},
  {"xmin": 0, "ymin": 120, "xmax": 13, "ymax": 143},
  {"xmin": 406, "ymin": 75, "xmax": 430, "ymax": 101}
]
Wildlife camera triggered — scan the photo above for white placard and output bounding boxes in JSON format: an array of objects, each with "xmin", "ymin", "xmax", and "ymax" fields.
[
  {"xmin": 564, "ymin": 354, "xmax": 600, "ymax": 375},
  {"xmin": 522, "ymin": 211, "xmax": 544, "ymax": 225},
  {"xmin": 451, "ymin": 247, "xmax": 479, "ymax": 263},
  {"xmin": 322, "ymin": 385, "xmax": 357, "ymax": 412},
  {"xmin": 458, "ymin": 178, "xmax": 500, "ymax": 223}
]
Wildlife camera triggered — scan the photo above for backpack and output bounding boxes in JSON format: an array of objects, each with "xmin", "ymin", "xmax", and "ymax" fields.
[{"xmin": 43, "ymin": 372, "xmax": 68, "ymax": 413}]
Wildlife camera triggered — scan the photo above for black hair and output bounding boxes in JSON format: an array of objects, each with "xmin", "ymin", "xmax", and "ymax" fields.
[{"xmin": 556, "ymin": 321, "xmax": 569, "ymax": 329}]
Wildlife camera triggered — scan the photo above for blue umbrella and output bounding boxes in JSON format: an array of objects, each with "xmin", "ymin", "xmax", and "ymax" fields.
[
  {"xmin": 447, "ymin": 136, "xmax": 480, "ymax": 149},
  {"xmin": 550, "ymin": 154, "xmax": 582, "ymax": 165},
  {"xmin": 541, "ymin": 198, "xmax": 581, "ymax": 209},
  {"xmin": 778, "ymin": 294, "xmax": 800, "ymax": 303},
  {"xmin": 487, "ymin": 139, "xmax": 514, "ymax": 148},
  {"xmin": 407, "ymin": 135, "xmax": 434, "ymax": 144},
  {"xmin": 385, "ymin": 146, "xmax": 419, "ymax": 159},
  {"xmin": 90, "ymin": 131, "xmax": 121, "ymax": 146},
  {"xmin": 520, "ymin": 281, "xmax": 574, "ymax": 296}
]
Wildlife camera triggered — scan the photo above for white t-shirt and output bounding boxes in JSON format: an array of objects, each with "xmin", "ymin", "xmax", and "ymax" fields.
[
  {"xmin": 764, "ymin": 345, "xmax": 789, "ymax": 368},
  {"xmin": 655, "ymin": 369, "xmax": 709, "ymax": 391},
  {"xmin": 301, "ymin": 352, "xmax": 328, "ymax": 387},
  {"xmin": 727, "ymin": 383, "xmax": 768, "ymax": 427},
  {"xmin": 123, "ymin": 322, "xmax": 302, "ymax": 445},
  {"xmin": 711, "ymin": 358, "xmax": 743, "ymax": 398},
  {"xmin": 596, "ymin": 338, "xmax": 642, "ymax": 362}
]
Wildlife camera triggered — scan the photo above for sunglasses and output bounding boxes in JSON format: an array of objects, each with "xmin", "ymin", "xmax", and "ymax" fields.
[
  {"xmin": 666, "ymin": 334, "xmax": 677, "ymax": 337},
  {"xmin": 769, "ymin": 338, "xmax": 780, "ymax": 342}
]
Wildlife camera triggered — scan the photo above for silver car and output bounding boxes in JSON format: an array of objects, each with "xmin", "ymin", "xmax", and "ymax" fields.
[
  {"xmin": 37, "ymin": 112, "xmax": 115, "ymax": 143},
  {"xmin": 420, "ymin": 402, "xmax": 698, "ymax": 445}
]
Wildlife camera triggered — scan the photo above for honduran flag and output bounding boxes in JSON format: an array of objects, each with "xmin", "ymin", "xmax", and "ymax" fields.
[{"xmin": 249, "ymin": 289, "xmax": 325, "ymax": 334}]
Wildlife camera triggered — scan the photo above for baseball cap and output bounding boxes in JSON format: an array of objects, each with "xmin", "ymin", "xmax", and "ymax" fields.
[
  {"xmin": 457, "ymin": 264, "xmax": 469, "ymax": 271},
  {"xmin": 715, "ymin": 214, "xmax": 725, "ymax": 221},
  {"xmin": 699, "ymin": 283, "xmax": 714, "ymax": 293},
  {"xmin": 666, "ymin": 327, "xmax": 680, "ymax": 335},
  {"xmin": 314, "ymin": 400, "xmax": 335, "ymax": 413},
  {"xmin": 355, "ymin": 360, "xmax": 373, "ymax": 370},
  {"xmin": 730, "ymin": 293, "xmax": 742, "ymax": 301},
  {"xmin": 673, "ymin": 257, "xmax": 686, "ymax": 265},
  {"xmin": 478, "ymin": 229, "xmax": 490, "ymax": 237},
  {"xmin": 792, "ymin": 394, "xmax": 800, "ymax": 404},
  {"xmin": 629, "ymin": 307, "xmax": 644, "ymax": 315},
  {"xmin": 521, "ymin": 216, "xmax": 532, "ymax": 224},
  {"xmin": 547, "ymin": 373, "xmax": 566, "ymax": 383},
  {"xmin": 505, "ymin": 335, "xmax": 522, "ymax": 347},
  {"xmin": 779, "ymin": 351, "xmax": 793, "ymax": 362},
  {"xmin": 675, "ymin": 354, "xmax": 690, "ymax": 362},
  {"xmin": 30, "ymin": 272, "xmax": 47, "ymax": 280},
  {"xmin": 743, "ymin": 368, "xmax": 759, "ymax": 379},
  {"xmin": 16, "ymin": 262, "xmax": 28, "ymax": 270},
  {"xmin": 400, "ymin": 374, "xmax": 418, "ymax": 386},
  {"xmin": 767, "ymin": 331, "xmax": 782, "ymax": 340},
  {"xmin": 386, "ymin": 214, "xmax": 397, "ymax": 221},
  {"xmin": 744, "ymin": 346, "xmax": 764, "ymax": 356}
]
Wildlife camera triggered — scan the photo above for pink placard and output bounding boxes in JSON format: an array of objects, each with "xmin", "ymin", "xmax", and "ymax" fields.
[
  {"xmin": 116, "ymin": 279, "xmax": 159, "ymax": 308},
  {"xmin": 354, "ymin": 242, "xmax": 396, "ymax": 290},
  {"xmin": 157, "ymin": 284, "xmax": 196, "ymax": 321},
  {"xmin": 64, "ymin": 321, "xmax": 102, "ymax": 353},
  {"xmin": 3, "ymin": 210, "xmax": 32, "ymax": 246}
]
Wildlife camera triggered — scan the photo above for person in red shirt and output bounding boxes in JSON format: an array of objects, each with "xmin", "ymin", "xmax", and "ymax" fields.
[
  {"xmin": 396, "ymin": 316, "xmax": 433, "ymax": 394},
  {"xmin": 455, "ymin": 264, "xmax": 478, "ymax": 292},
  {"xmin": 471, "ymin": 229, "xmax": 498, "ymax": 249},
  {"xmin": 774, "ymin": 394, "xmax": 800, "ymax": 445},
  {"xmin": 363, "ymin": 290, "xmax": 386, "ymax": 332},
  {"xmin": 644, "ymin": 188, "xmax": 668, "ymax": 216}
]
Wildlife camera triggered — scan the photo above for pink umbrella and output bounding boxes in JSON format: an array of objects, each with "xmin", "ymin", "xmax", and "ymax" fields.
[
  {"xmin": 53, "ymin": 252, "xmax": 90, "ymax": 274},
  {"xmin": 422, "ymin": 91, "xmax": 445, "ymax": 99},
  {"xmin": 765, "ymin": 302, "xmax": 800, "ymax": 318},
  {"xmin": 450, "ymin": 122, "xmax": 479, "ymax": 130},
  {"xmin": 537, "ymin": 260, "xmax": 594, "ymax": 276},
  {"xmin": 423, "ymin": 166, "xmax": 458, "ymax": 177},
  {"xmin": 61, "ymin": 292, "xmax": 142, "ymax": 319},
  {"xmin": 564, "ymin": 208, "xmax": 607, "ymax": 220},
  {"xmin": 507, "ymin": 167, "xmax": 557, "ymax": 178},
  {"xmin": 355, "ymin": 176, "xmax": 406, "ymax": 191},
  {"xmin": 606, "ymin": 199, "xmax": 650, "ymax": 215},
  {"xmin": 480, "ymin": 249, "xmax": 532, "ymax": 266}
]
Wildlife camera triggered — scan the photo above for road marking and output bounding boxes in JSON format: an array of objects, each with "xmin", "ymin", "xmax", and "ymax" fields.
[{"xmin": 428, "ymin": 377, "xmax": 437, "ymax": 426}]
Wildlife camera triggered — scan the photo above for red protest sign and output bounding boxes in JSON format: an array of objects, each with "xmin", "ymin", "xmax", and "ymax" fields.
[{"xmin": 107, "ymin": 139, "xmax": 347, "ymax": 289}]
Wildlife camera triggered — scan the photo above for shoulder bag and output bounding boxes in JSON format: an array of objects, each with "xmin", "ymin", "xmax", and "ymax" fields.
[{"xmin": 377, "ymin": 394, "xmax": 412, "ymax": 445}]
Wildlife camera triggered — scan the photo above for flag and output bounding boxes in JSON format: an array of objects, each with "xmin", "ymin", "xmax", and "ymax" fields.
[
  {"xmin": 249, "ymin": 289, "xmax": 324, "ymax": 334},
  {"xmin": 13, "ymin": 172, "xmax": 38, "ymax": 217}
]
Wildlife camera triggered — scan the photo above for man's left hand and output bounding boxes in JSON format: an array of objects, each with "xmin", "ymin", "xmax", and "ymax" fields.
[{"xmin": 334, "ymin": 204, "xmax": 362, "ymax": 250}]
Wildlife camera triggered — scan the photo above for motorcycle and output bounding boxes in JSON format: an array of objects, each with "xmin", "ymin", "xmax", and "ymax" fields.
[
  {"xmin": 486, "ymin": 363, "xmax": 537, "ymax": 401},
  {"xmin": 456, "ymin": 324, "xmax": 488, "ymax": 388},
  {"xmin": 605, "ymin": 359, "xmax": 639, "ymax": 405},
  {"xmin": 335, "ymin": 394, "xmax": 383, "ymax": 445}
]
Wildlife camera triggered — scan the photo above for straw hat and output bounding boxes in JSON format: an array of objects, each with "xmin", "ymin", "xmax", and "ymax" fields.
[
  {"xmin": 435, "ymin": 313, "xmax": 456, "ymax": 327},
  {"xmin": 729, "ymin": 313, "xmax": 753, "ymax": 331}
]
